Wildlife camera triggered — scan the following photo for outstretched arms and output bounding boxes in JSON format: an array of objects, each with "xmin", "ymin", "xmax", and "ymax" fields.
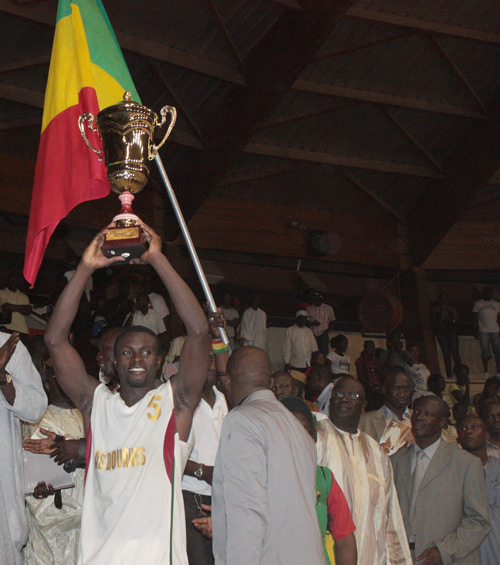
[{"xmin": 45, "ymin": 229, "xmax": 124, "ymax": 425}]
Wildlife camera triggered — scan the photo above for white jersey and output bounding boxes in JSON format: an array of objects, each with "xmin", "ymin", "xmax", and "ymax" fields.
[{"xmin": 80, "ymin": 382, "xmax": 192, "ymax": 564}]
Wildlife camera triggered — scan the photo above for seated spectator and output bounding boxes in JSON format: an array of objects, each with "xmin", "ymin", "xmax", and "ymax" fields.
[
  {"xmin": 326, "ymin": 335, "xmax": 350, "ymax": 377},
  {"xmin": 271, "ymin": 371, "xmax": 298, "ymax": 399},
  {"xmin": 355, "ymin": 340, "xmax": 384, "ymax": 411},
  {"xmin": 405, "ymin": 343, "xmax": 430, "ymax": 401},
  {"xmin": 450, "ymin": 363, "xmax": 473, "ymax": 413},
  {"xmin": 280, "ymin": 396, "xmax": 357, "ymax": 565},
  {"xmin": 306, "ymin": 365, "xmax": 334, "ymax": 415},
  {"xmin": 474, "ymin": 376, "xmax": 500, "ymax": 414},
  {"xmin": 305, "ymin": 350, "xmax": 327, "ymax": 377},
  {"xmin": 481, "ymin": 401, "xmax": 500, "ymax": 458},
  {"xmin": 457, "ymin": 414, "xmax": 500, "ymax": 564},
  {"xmin": 379, "ymin": 331, "xmax": 412, "ymax": 373}
]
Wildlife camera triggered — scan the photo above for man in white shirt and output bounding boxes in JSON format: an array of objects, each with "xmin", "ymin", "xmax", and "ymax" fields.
[
  {"xmin": 283, "ymin": 310, "xmax": 317, "ymax": 372},
  {"xmin": 182, "ymin": 348, "xmax": 228, "ymax": 564},
  {"xmin": 144, "ymin": 278, "xmax": 170, "ymax": 328},
  {"xmin": 128, "ymin": 292, "xmax": 166, "ymax": 335},
  {"xmin": 219, "ymin": 293, "xmax": 239, "ymax": 351},
  {"xmin": 473, "ymin": 286, "xmax": 500, "ymax": 378},
  {"xmin": 239, "ymin": 295, "xmax": 267, "ymax": 351}
]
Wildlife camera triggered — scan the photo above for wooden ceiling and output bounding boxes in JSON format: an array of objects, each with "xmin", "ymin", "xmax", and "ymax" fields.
[{"xmin": 1, "ymin": 0, "xmax": 500, "ymax": 278}]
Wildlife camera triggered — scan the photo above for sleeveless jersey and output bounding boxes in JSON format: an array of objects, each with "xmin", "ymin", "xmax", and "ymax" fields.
[{"xmin": 79, "ymin": 382, "xmax": 191, "ymax": 564}]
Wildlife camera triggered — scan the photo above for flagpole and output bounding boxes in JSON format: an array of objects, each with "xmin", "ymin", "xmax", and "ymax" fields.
[{"xmin": 154, "ymin": 154, "xmax": 229, "ymax": 345}]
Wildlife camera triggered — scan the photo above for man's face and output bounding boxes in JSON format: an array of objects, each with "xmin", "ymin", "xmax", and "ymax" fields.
[
  {"xmin": 484, "ymin": 404, "xmax": 500, "ymax": 436},
  {"xmin": 411, "ymin": 398, "xmax": 445, "ymax": 440},
  {"xmin": 223, "ymin": 293, "xmax": 231, "ymax": 307},
  {"xmin": 272, "ymin": 374, "xmax": 295, "ymax": 399},
  {"xmin": 114, "ymin": 332, "xmax": 160, "ymax": 389},
  {"xmin": 483, "ymin": 287, "xmax": 493, "ymax": 301},
  {"xmin": 458, "ymin": 417, "xmax": 488, "ymax": 452},
  {"xmin": 364, "ymin": 342, "xmax": 375, "ymax": 357},
  {"xmin": 296, "ymin": 315, "xmax": 308, "ymax": 327},
  {"xmin": 136, "ymin": 294, "xmax": 149, "ymax": 314},
  {"xmin": 6, "ymin": 274, "xmax": 17, "ymax": 291},
  {"xmin": 409, "ymin": 345, "xmax": 419, "ymax": 362},
  {"xmin": 329, "ymin": 378, "xmax": 366, "ymax": 427},
  {"xmin": 384, "ymin": 373, "xmax": 412, "ymax": 411},
  {"xmin": 313, "ymin": 296, "xmax": 323, "ymax": 306},
  {"xmin": 97, "ymin": 331, "xmax": 118, "ymax": 379},
  {"xmin": 206, "ymin": 351, "xmax": 217, "ymax": 388}
]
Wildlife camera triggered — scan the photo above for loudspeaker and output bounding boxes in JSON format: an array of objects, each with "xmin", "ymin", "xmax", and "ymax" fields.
[{"xmin": 307, "ymin": 230, "xmax": 330, "ymax": 256}]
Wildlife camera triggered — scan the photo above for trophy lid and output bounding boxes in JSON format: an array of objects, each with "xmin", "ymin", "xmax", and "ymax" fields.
[{"xmin": 97, "ymin": 91, "xmax": 157, "ymax": 122}]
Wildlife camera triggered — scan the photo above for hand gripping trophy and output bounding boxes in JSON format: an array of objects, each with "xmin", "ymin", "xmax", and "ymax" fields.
[{"xmin": 78, "ymin": 92, "xmax": 176, "ymax": 260}]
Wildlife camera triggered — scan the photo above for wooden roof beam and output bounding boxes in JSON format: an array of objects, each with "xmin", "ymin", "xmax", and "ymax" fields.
[
  {"xmin": 340, "ymin": 169, "xmax": 406, "ymax": 223},
  {"xmin": 167, "ymin": 0, "xmax": 357, "ymax": 231},
  {"xmin": 258, "ymin": 101, "xmax": 361, "ymax": 128},
  {"xmin": 0, "ymin": 0, "xmax": 246, "ymax": 86},
  {"xmin": 408, "ymin": 95, "xmax": 500, "ymax": 264},
  {"xmin": 245, "ymin": 142, "xmax": 442, "ymax": 178},
  {"xmin": 0, "ymin": 117, "xmax": 41, "ymax": 131},
  {"xmin": 0, "ymin": 55, "xmax": 51, "ymax": 74},
  {"xmin": 292, "ymin": 80, "xmax": 487, "ymax": 119},
  {"xmin": 219, "ymin": 162, "xmax": 313, "ymax": 186},
  {"xmin": 347, "ymin": 6, "xmax": 500, "ymax": 44}
]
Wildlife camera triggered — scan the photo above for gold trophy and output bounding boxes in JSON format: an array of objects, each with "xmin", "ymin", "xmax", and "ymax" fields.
[{"xmin": 78, "ymin": 92, "xmax": 176, "ymax": 260}]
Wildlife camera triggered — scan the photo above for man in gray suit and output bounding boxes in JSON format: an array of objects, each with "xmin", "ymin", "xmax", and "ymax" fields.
[
  {"xmin": 212, "ymin": 346, "xmax": 325, "ymax": 565},
  {"xmin": 359, "ymin": 366, "xmax": 414, "ymax": 455},
  {"xmin": 391, "ymin": 395, "xmax": 490, "ymax": 564}
]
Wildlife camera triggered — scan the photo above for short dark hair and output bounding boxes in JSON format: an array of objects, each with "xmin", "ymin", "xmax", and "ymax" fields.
[{"xmin": 113, "ymin": 326, "xmax": 160, "ymax": 358}]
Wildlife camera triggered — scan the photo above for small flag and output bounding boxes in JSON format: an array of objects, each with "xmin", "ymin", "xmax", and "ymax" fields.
[{"xmin": 24, "ymin": 0, "xmax": 140, "ymax": 287}]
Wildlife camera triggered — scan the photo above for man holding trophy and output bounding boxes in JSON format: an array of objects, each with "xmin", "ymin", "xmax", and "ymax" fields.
[
  {"xmin": 44, "ymin": 91, "xmax": 213, "ymax": 562},
  {"xmin": 45, "ymin": 222, "xmax": 210, "ymax": 563}
]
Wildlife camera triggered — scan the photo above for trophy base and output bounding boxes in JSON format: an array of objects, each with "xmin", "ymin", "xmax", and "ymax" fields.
[{"xmin": 102, "ymin": 225, "xmax": 148, "ymax": 262}]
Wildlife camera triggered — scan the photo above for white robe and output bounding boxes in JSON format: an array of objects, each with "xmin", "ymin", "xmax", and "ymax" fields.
[
  {"xmin": 239, "ymin": 308, "xmax": 267, "ymax": 351},
  {"xmin": 0, "ymin": 333, "xmax": 47, "ymax": 564}
]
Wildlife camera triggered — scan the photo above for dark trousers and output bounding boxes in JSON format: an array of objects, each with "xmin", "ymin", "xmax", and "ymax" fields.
[
  {"xmin": 436, "ymin": 331, "xmax": 461, "ymax": 380},
  {"xmin": 183, "ymin": 490, "xmax": 214, "ymax": 565},
  {"xmin": 315, "ymin": 332, "xmax": 330, "ymax": 357}
]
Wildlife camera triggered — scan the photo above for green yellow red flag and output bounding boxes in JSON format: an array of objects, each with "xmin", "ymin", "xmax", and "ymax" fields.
[{"xmin": 24, "ymin": 0, "xmax": 140, "ymax": 287}]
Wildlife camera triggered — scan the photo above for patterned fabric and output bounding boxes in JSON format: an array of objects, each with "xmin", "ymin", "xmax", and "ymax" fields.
[
  {"xmin": 22, "ymin": 406, "xmax": 85, "ymax": 565},
  {"xmin": 306, "ymin": 303, "xmax": 336, "ymax": 337},
  {"xmin": 316, "ymin": 419, "xmax": 412, "ymax": 565}
]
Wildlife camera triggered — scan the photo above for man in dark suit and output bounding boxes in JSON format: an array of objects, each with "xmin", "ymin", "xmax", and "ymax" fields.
[{"xmin": 391, "ymin": 395, "xmax": 490, "ymax": 564}]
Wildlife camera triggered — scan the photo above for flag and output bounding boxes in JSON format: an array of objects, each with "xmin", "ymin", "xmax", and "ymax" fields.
[{"xmin": 24, "ymin": 0, "xmax": 140, "ymax": 287}]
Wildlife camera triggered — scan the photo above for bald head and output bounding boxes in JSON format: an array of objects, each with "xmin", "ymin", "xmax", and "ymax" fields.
[{"xmin": 225, "ymin": 346, "xmax": 271, "ymax": 405}]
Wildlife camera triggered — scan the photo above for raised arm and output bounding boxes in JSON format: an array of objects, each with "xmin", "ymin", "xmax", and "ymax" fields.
[
  {"xmin": 132, "ymin": 223, "xmax": 209, "ymax": 442},
  {"xmin": 45, "ymin": 229, "xmax": 124, "ymax": 424}
]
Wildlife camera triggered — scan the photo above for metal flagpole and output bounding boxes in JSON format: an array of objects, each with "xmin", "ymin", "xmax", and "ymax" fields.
[{"xmin": 154, "ymin": 154, "xmax": 229, "ymax": 345}]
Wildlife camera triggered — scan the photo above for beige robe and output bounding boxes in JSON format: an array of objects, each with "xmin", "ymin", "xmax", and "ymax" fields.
[{"xmin": 317, "ymin": 419, "xmax": 412, "ymax": 565}]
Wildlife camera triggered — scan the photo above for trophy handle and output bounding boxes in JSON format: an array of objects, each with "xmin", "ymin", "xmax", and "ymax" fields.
[
  {"xmin": 149, "ymin": 105, "xmax": 177, "ymax": 159},
  {"xmin": 78, "ymin": 113, "xmax": 103, "ymax": 162}
]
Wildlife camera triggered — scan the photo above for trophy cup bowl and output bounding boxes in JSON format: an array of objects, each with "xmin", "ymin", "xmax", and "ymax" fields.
[{"xmin": 78, "ymin": 92, "xmax": 176, "ymax": 260}]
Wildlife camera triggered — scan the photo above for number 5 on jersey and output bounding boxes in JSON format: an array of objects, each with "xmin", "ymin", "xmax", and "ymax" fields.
[{"xmin": 147, "ymin": 396, "xmax": 162, "ymax": 421}]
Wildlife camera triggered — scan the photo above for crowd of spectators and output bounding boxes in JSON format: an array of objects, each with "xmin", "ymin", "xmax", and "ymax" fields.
[{"xmin": 0, "ymin": 245, "xmax": 499, "ymax": 564}]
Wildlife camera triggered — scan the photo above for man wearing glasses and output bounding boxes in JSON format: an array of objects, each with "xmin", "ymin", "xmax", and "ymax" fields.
[{"xmin": 316, "ymin": 375, "xmax": 412, "ymax": 565}]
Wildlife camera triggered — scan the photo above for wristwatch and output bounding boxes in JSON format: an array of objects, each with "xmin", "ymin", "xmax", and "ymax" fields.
[
  {"xmin": 194, "ymin": 464, "xmax": 204, "ymax": 479},
  {"xmin": 0, "ymin": 372, "xmax": 12, "ymax": 386}
]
